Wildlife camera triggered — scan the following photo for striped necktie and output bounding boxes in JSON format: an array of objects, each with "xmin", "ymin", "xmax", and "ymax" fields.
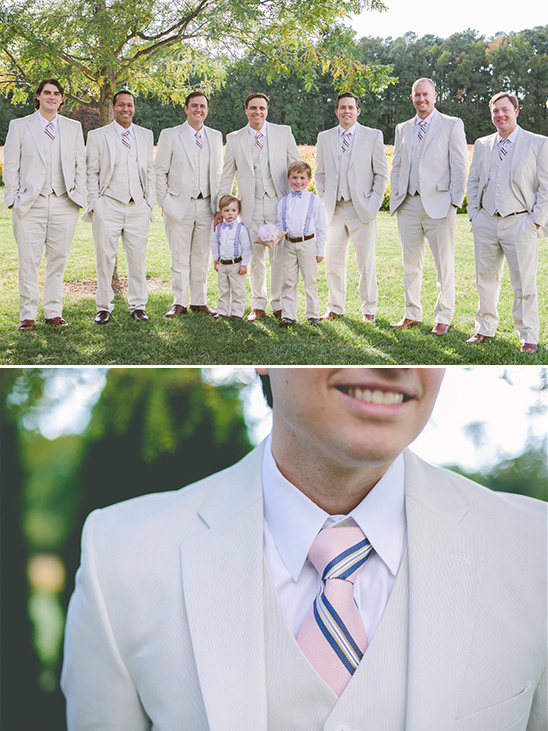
[
  {"xmin": 418, "ymin": 120, "xmax": 428, "ymax": 141},
  {"xmin": 297, "ymin": 526, "xmax": 372, "ymax": 696},
  {"xmin": 499, "ymin": 137, "xmax": 510, "ymax": 161},
  {"xmin": 195, "ymin": 131, "xmax": 203, "ymax": 149},
  {"xmin": 121, "ymin": 129, "xmax": 131, "ymax": 149},
  {"xmin": 342, "ymin": 130, "xmax": 351, "ymax": 153},
  {"xmin": 44, "ymin": 122, "xmax": 55, "ymax": 142},
  {"xmin": 255, "ymin": 131, "xmax": 264, "ymax": 150}
]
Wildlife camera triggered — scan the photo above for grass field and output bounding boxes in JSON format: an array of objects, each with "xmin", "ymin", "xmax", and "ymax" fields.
[{"xmin": 1, "ymin": 200, "xmax": 546, "ymax": 365}]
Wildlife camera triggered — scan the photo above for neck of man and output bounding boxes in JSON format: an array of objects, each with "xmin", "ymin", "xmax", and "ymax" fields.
[
  {"xmin": 249, "ymin": 120, "xmax": 265, "ymax": 132},
  {"xmin": 187, "ymin": 118, "xmax": 204, "ymax": 132},
  {"xmin": 499, "ymin": 123, "xmax": 517, "ymax": 139},
  {"xmin": 271, "ymin": 430, "xmax": 392, "ymax": 515},
  {"xmin": 417, "ymin": 108, "xmax": 434, "ymax": 121},
  {"xmin": 39, "ymin": 108, "xmax": 58, "ymax": 123}
]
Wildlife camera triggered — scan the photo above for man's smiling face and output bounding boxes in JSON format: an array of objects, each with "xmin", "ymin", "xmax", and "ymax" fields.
[{"xmin": 260, "ymin": 368, "xmax": 445, "ymax": 470}]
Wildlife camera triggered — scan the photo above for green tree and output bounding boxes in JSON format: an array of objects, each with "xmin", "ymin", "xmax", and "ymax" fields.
[{"xmin": 0, "ymin": 0, "xmax": 391, "ymax": 126}]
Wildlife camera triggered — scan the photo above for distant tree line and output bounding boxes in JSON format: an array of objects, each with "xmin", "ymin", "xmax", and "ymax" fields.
[{"xmin": 1, "ymin": 26, "xmax": 547, "ymax": 146}]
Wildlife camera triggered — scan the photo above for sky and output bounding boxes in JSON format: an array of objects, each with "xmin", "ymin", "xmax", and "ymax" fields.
[{"xmin": 348, "ymin": 0, "xmax": 546, "ymax": 40}]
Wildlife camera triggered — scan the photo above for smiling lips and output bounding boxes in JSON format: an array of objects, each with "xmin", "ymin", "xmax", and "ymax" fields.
[{"xmin": 336, "ymin": 385, "xmax": 411, "ymax": 405}]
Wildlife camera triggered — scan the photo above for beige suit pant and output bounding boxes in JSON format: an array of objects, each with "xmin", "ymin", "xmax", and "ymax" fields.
[
  {"xmin": 164, "ymin": 198, "xmax": 212, "ymax": 308},
  {"xmin": 472, "ymin": 209, "xmax": 539, "ymax": 344},
  {"xmin": 92, "ymin": 196, "xmax": 150, "ymax": 313},
  {"xmin": 326, "ymin": 199, "xmax": 377, "ymax": 316},
  {"xmin": 248, "ymin": 195, "xmax": 283, "ymax": 312},
  {"xmin": 281, "ymin": 237, "xmax": 319, "ymax": 321},
  {"xmin": 216, "ymin": 263, "xmax": 247, "ymax": 318},
  {"xmin": 395, "ymin": 194, "xmax": 456, "ymax": 324},
  {"xmin": 13, "ymin": 193, "xmax": 79, "ymax": 321}
]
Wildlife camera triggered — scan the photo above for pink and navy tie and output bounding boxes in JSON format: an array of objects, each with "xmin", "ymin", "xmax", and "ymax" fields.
[
  {"xmin": 121, "ymin": 129, "xmax": 131, "ymax": 149},
  {"xmin": 195, "ymin": 131, "xmax": 203, "ymax": 149},
  {"xmin": 418, "ymin": 120, "xmax": 428, "ymax": 141},
  {"xmin": 499, "ymin": 137, "xmax": 509, "ymax": 161},
  {"xmin": 297, "ymin": 526, "xmax": 372, "ymax": 696},
  {"xmin": 45, "ymin": 122, "xmax": 55, "ymax": 142},
  {"xmin": 342, "ymin": 131, "xmax": 351, "ymax": 153},
  {"xmin": 255, "ymin": 132, "xmax": 264, "ymax": 150}
]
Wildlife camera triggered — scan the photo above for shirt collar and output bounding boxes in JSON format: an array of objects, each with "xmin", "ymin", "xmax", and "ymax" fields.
[
  {"xmin": 186, "ymin": 121, "xmax": 204, "ymax": 141},
  {"xmin": 37, "ymin": 111, "xmax": 58, "ymax": 132},
  {"xmin": 262, "ymin": 433, "xmax": 406, "ymax": 582},
  {"xmin": 415, "ymin": 108, "xmax": 436, "ymax": 126},
  {"xmin": 338, "ymin": 123, "xmax": 357, "ymax": 139},
  {"xmin": 497, "ymin": 126, "xmax": 520, "ymax": 146},
  {"xmin": 248, "ymin": 123, "xmax": 267, "ymax": 139},
  {"xmin": 114, "ymin": 121, "xmax": 134, "ymax": 138}
]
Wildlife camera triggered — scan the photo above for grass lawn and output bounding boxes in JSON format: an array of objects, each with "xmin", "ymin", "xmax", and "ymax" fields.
[{"xmin": 1, "ymin": 200, "xmax": 546, "ymax": 365}]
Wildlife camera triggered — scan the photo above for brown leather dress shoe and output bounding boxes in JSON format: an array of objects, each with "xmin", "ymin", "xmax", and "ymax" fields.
[
  {"xmin": 362, "ymin": 314, "xmax": 375, "ymax": 323},
  {"xmin": 272, "ymin": 309, "xmax": 282, "ymax": 319},
  {"xmin": 165, "ymin": 304, "xmax": 187, "ymax": 317},
  {"xmin": 391, "ymin": 318, "xmax": 420, "ymax": 329},
  {"xmin": 94, "ymin": 310, "xmax": 110, "ymax": 324},
  {"xmin": 190, "ymin": 304, "xmax": 217, "ymax": 315},
  {"xmin": 247, "ymin": 309, "xmax": 265, "ymax": 322},
  {"xmin": 279, "ymin": 317, "xmax": 295, "ymax": 327},
  {"xmin": 320, "ymin": 311, "xmax": 343, "ymax": 320},
  {"xmin": 430, "ymin": 322, "xmax": 450, "ymax": 336},
  {"xmin": 132, "ymin": 309, "xmax": 149, "ymax": 321},
  {"xmin": 45, "ymin": 317, "xmax": 69, "ymax": 327},
  {"xmin": 307, "ymin": 317, "xmax": 320, "ymax": 326},
  {"xmin": 18, "ymin": 319, "xmax": 35, "ymax": 331},
  {"xmin": 520, "ymin": 343, "xmax": 537, "ymax": 354},
  {"xmin": 466, "ymin": 333, "xmax": 491, "ymax": 344}
]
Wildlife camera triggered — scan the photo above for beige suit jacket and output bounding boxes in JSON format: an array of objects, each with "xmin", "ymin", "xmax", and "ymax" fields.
[
  {"xmin": 390, "ymin": 109, "xmax": 468, "ymax": 219},
  {"xmin": 315, "ymin": 123, "xmax": 389, "ymax": 225},
  {"xmin": 81, "ymin": 122, "xmax": 155, "ymax": 222},
  {"xmin": 467, "ymin": 126, "xmax": 548, "ymax": 238},
  {"xmin": 3, "ymin": 110, "xmax": 86, "ymax": 216},
  {"xmin": 154, "ymin": 122, "xmax": 223, "ymax": 222},
  {"xmin": 218, "ymin": 121, "xmax": 300, "ymax": 228},
  {"xmin": 62, "ymin": 442, "xmax": 547, "ymax": 731}
]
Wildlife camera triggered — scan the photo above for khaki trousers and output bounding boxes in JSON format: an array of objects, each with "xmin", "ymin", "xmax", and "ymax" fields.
[
  {"xmin": 325, "ymin": 200, "xmax": 377, "ymax": 316},
  {"xmin": 248, "ymin": 196, "xmax": 283, "ymax": 312},
  {"xmin": 216, "ymin": 262, "xmax": 247, "ymax": 318},
  {"xmin": 92, "ymin": 196, "xmax": 150, "ymax": 313},
  {"xmin": 471, "ymin": 209, "xmax": 539, "ymax": 344},
  {"xmin": 280, "ymin": 237, "xmax": 319, "ymax": 320},
  {"xmin": 164, "ymin": 197, "xmax": 213, "ymax": 308},
  {"xmin": 13, "ymin": 193, "xmax": 79, "ymax": 321},
  {"xmin": 395, "ymin": 194, "xmax": 456, "ymax": 325}
]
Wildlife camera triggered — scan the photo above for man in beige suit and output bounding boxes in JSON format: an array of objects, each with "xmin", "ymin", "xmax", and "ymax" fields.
[
  {"xmin": 390, "ymin": 78, "xmax": 468, "ymax": 335},
  {"xmin": 315, "ymin": 93, "xmax": 388, "ymax": 322},
  {"xmin": 467, "ymin": 92, "xmax": 548, "ymax": 354},
  {"xmin": 218, "ymin": 93, "xmax": 300, "ymax": 321},
  {"xmin": 3, "ymin": 78, "xmax": 85, "ymax": 331},
  {"xmin": 83, "ymin": 91, "xmax": 155, "ymax": 323},
  {"xmin": 155, "ymin": 91, "xmax": 223, "ymax": 318},
  {"xmin": 62, "ymin": 367, "xmax": 546, "ymax": 731}
]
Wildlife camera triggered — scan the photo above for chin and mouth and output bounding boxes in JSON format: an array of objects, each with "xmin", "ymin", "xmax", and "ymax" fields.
[{"xmin": 335, "ymin": 385, "xmax": 412, "ymax": 405}]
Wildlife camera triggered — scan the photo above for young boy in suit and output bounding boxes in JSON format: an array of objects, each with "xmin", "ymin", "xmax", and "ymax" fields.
[
  {"xmin": 277, "ymin": 161, "xmax": 326, "ymax": 327},
  {"xmin": 211, "ymin": 195, "xmax": 252, "ymax": 320}
]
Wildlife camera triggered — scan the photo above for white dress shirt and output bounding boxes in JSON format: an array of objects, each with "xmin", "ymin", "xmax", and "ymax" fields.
[
  {"xmin": 276, "ymin": 190, "xmax": 327, "ymax": 256},
  {"xmin": 210, "ymin": 220, "xmax": 252, "ymax": 265},
  {"xmin": 37, "ymin": 110, "xmax": 59, "ymax": 136},
  {"xmin": 186, "ymin": 121, "xmax": 204, "ymax": 146},
  {"xmin": 113, "ymin": 120, "xmax": 134, "ymax": 142},
  {"xmin": 496, "ymin": 125, "xmax": 519, "ymax": 155},
  {"xmin": 414, "ymin": 108, "xmax": 436, "ymax": 137},
  {"xmin": 262, "ymin": 433, "xmax": 407, "ymax": 643},
  {"xmin": 338, "ymin": 122, "xmax": 357, "ymax": 148},
  {"xmin": 248, "ymin": 123, "xmax": 267, "ymax": 143}
]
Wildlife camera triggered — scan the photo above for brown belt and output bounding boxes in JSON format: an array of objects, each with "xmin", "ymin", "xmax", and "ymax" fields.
[
  {"xmin": 495, "ymin": 210, "xmax": 527, "ymax": 218},
  {"xmin": 286, "ymin": 233, "xmax": 315, "ymax": 243},
  {"xmin": 219, "ymin": 256, "xmax": 242, "ymax": 265}
]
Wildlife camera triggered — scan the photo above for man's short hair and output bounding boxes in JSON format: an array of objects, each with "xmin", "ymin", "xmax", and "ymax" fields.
[
  {"xmin": 335, "ymin": 92, "xmax": 361, "ymax": 110},
  {"xmin": 411, "ymin": 78, "xmax": 436, "ymax": 93},
  {"xmin": 287, "ymin": 160, "xmax": 312, "ymax": 178},
  {"xmin": 259, "ymin": 374, "xmax": 273, "ymax": 408},
  {"xmin": 34, "ymin": 79, "xmax": 64, "ymax": 111},
  {"xmin": 184, "ymin": 90, "xmax": 209, "ymax": 107},
  {"xmin": 218, "ymin": 194, "xmax": 241, "ymax": 212},
  {"xmin": 245, "ymin": 93, "xmax": 270, "ymax": 109},
  {"xmin": 489, "ymin": 92, "xmax": 519, "ymax": 110},
  {"xmin": 112, "ymin": 90, "xmax": 135, "ymax": 106}
]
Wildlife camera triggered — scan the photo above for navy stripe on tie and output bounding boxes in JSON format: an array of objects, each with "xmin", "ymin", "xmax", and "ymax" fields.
[
  {"xmin": 313, "ymin": 594, "xmax": 364, "ymax": 674},
  {"xmin": 322, "ymin": 539, "xmax": 372, "ymax": 580}
]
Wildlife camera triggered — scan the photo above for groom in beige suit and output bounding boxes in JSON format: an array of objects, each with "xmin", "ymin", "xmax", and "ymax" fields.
[
  {"xmin": 218, "ymin": 93, "xmax": 300, "ymax": 321},
  {"xmin": 315, "ymin": 93, "xmax": 388, "ymax": 322},
  {"xmin": 155, "ymin": 91, "xmax": 223, "ymax": 318},
  {"xmin": 63, "ymin": 367, "xmax": 546, "ymax": 731},
  {"xmin": 466, "ymin": 92, "xmax": 548, "ymax": 355},
  {"xmin": 3, "ymin": 79, "xmax": 85, "ymax": 331},
  {"xmin": 83, "ymin": 91, "xmax": 155, "ymax": 323},
  {"xmin": 390, "ymin": 78, "xmax": 468, "ymax": 335}
]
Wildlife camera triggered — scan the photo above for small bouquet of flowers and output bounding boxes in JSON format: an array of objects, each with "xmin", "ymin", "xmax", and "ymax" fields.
[{"xmin": 255, "ymin": 223, "xmax": 286, "ymax": 249}]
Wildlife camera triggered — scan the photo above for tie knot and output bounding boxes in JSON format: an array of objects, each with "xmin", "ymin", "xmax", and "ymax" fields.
[{"xmin": 308, "ymin": 526, "xmax": 372, "ymax": 583}]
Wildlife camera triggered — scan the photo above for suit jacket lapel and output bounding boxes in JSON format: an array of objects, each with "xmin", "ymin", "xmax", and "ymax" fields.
[
  {"xmin": 403, "ymin": 450, "xmax": 485, "ymax": 730},
  {"xmin": 510, "ymin": 126, "xmax": 524, "ymax": 178},
  {"xmin": 29, "ymin": 111, "xmax": 47, "ymax": 164},
  {"xmin": 179, "ymin": 123, "xmax": 196, "ymax": 169},
  {"xmin": 180, "ymin": 444, "xmax": 268, "ymax": 731}
]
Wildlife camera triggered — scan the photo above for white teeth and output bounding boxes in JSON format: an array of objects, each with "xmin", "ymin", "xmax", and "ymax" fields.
[{"xmin": 348, "ymin": 388, "xmax": 404, "ymax": 405}]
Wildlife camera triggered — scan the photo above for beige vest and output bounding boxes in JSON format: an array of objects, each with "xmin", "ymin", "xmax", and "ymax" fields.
[
  {"xmin": 482, "ymin": 139, "xmax": 522, "ymax": 216},
  {"xmin": 104, "ymin": 134, "xmax": 143, "ymax": 204},
  {"xmin": 264, "ymin": 551, "xmax": 409, "ymax": 731},
  {"xmin": 191, "ymin": 132, "xmax": 211, "ymax": 199},
  {"xmin": 407, "ymin": 127, "xmax": 424, "ymax": 196},
  {"xmin": 336, "ymin": 133, "xmax": 354, "ymax": 202},
  {"xmin": 252, "ymin": 134, "xmax": 277, "ymax": 199},
  {"xmin": 40, "ymin": 128, "xmax": 66, "ymax": 197}
]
